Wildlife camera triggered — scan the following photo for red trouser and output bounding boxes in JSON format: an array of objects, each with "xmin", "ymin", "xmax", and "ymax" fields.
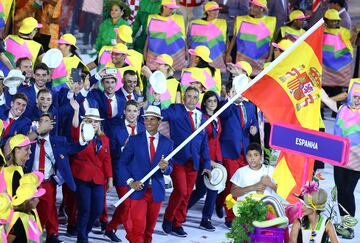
[
  {"xmin": 63, "ymin": 184, "xmax": 77, "ymax": 227},
  {"xmin": 37, "ymin": 180, "xmax": 58, "ymax": 237},
  {"xmin": 129, "ymin": 188, "xmax": 162, "ymax": 243},
  {"xmin": 106, "ymin": 186, "xmax": 132, "ymax": 237},
  {"xmin": 216, "ymin": 156, "xmax": 247, "ymax": 222},
  {"xmin": 164, "ymin": 161, "xmax": 198, "ymax": 227}
]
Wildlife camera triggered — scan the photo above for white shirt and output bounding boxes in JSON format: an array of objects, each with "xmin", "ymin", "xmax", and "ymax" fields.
[
  {"xmin": 7, "ymin": 111, "xmax": 19, "ymax": 122},
  {"xmin": 121, "ymin": 88, "xmax": 134, "ymax": 100},
  {"xmin": 185, "ymin": 106, "xmax": 202, "ymax": 129},
  {"xmin": 32, "ymin": 135, "xmax": 55, "ymax": 180},
  {"xmin": 0, "ymin": 93, "xmax": 5, "ymax": 106},
  {"xmin": 146, "ymin": 131, "xmax": 159, "ymax": 185},
  {"xmin": 34, "ymin": 85, "xmax": 40, "ymax": 98},
  {"xmin": 230, "ymin": 165, "xmax": 275, "ymax": 201},
  {"xmin": 105, "ymin": 93, "xmax": 118, "ymax": 118},
  {"xmin": 146, "ymin": 131, "xmax": 159, "ymax": 158},
  {"xmin": 125, "ymin": 120, "xmax": 137, "ymax": 136}
]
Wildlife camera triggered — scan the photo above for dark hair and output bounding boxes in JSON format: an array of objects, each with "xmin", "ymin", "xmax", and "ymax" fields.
[
  {"xmin": 39, "ymin": 112, "xmax": 53, "ymax": 120},
  {"xmin": 34, "ymin": 63, "xmax": 49, "ymax": 74},
  {"xmin": 125, "ymin": 99, "xmax": 139, "ymax": 109},
  {"xmin": 225, "ymin": 82, "xmax": 233, "ymax": 94},
  {"xmin": 184, "ymin": 86, "xmax": 200, "ymax": 95},
  {"xmin": 201, "ymin": 90, "xmax": 220, "ymax": 114},
  {"xmin": 246, "ymin": 143, "xmax": 262, "ymax": 156},
  {"xmin": 12, "ymin": 92, "xmax": 28, "ymax": 103},
  {"xmin": 15, "ymin": 57, "xmax": 31, "ymax": 68},
  {"xmin": 196, "ymin": 57, "xmax": 216, "ymax": 77},
  {"xmin": 123, "ymin": 69, "xmax": 139, "ymax": 84},
  {"xmin": 329, "ymin": 0, "xmax": 345, "ymax": 7},
  {"xmin": 36, "ymin": 88, "xmax": 51, "ymax": 99}
]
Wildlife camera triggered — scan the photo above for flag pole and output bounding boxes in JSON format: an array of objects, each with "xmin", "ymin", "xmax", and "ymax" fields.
[{"xmin": 113, "ymin": 19, "xmax": 325, "ymax": 208}]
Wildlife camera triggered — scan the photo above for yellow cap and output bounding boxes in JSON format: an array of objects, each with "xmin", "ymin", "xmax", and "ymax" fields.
[
  {"xmin": 19, "ymin": 17, "xmax": 43, "ymax": 34},
  {"xmin": 235, "ymin": 61, "xmax": 253, "ymax": 77},
  {"xmin": 57, "ymin": 33, "xmax": 78, "ymax": 49},
  {"xmin": 250, "ymin": 0, "xmax": 268, "ymax": 10},
  {"xmin": 272, "ymin": 39, "xmax": 294, "ymax": 51},
  {"xmin": 9, "ymin": 134, "xmax": 35, "ymax": 153},
  {"xmin": 204, "ymin": 1, "xmax": 222, "ymax": 12},
  {"xmin": 12, "ymin": 183, "xmax": 46, "ymax": 206},
  {"xmin": 289, "ymin": 10, "xmax": 309, "ymax": 22},
  {"xmin": 324, "ymin": 9, "xmax": 341, "ymax": 21},
  {"xmin": 188, "ymin": 45, "xmax": 213, "ymax": 63},
  {"xmin": 0, "ymin": 193, "xmax": 12, "ymax": 221},
  {"xmin": 116, "ymin": 25, "xmax": 133, "ymax": 44},
  {"xmin": 112, "ymin": 43, "xmax": 128, "ymax": 54},
  {"xmin": 20, "ymin": 172, "xmax": 44, "ymax": 187},
  {"xmin": 155, "ymin": 54, "xmax": 174, "ymax": 67},
  {"xmin": 161, "ymin": 0, "xmax": 179, "ymax": 9}
]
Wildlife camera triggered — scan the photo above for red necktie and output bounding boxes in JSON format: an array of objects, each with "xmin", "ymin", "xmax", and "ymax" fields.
[
  {"xmin": 107, "ymin": 98, "xmax": 112, "ymax": 119},
  {"xmin": 126, "ymin": 95, "xmax": 132, "ymax": 100},
  {"xmin": 3, "ymin": 118, "xmax": 14, "ymax": 136},
  {"xmin": 127, "ymin": 124, "xmax": 136, "ymax": 135},
  {"xmin": 149, "ymin": 136, "xmax": 155, "ymax": 162},
  {"xmin": 187, "ymin": 111, "xmax": 195, "ymax": 131},
  {"xmin": 39, "ymin": 139, "xmax": 46, "ymax": 172},
  {"xmin": 238, "ymin": 105, "xmax": 245, "ymax": 128}
]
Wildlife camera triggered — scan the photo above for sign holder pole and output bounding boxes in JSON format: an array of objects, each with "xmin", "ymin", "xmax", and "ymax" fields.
[{"xmin": 301, "ymin": 156, "xmax": 310, "ymax": 186}]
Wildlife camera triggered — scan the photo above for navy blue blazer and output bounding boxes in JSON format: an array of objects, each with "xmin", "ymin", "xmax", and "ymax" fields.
[
  {"xmin": 120, "ymin": 132, "xmax": 173, "ymax": 202},
  {"xmin": 25, "ymin": 135, "xmax": 84, "ymax": 191},
  {"xmin": 18, "ymin": 85, "xmax": 59, "ymax": 118},
  {"xmin": 161, "ymin": 104, "xmax": 211, "ymax": 171},
  {"xmin": 0, "ymin": 106, "xmax": 32, "ymax": 145},
  {"xmin": 116, "ymin": 88, "xmax": 144, "ymax": 123},
  {"xmin": 87, "ymin": 89, "xmax": 126, "ymax": 135},
  {"xmin": 26, "ymin": 104, "xmax": 73, "ymax": 136},
  {"xmin": 109, "ymin": 119, "xmax": 145, "ymax": 186},
  {"xmin": 220, "ymin": 101, "xmax": 258, "ymax": 159}
]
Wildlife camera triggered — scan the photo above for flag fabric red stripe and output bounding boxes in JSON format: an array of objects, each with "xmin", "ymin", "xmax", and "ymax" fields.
[{"xmin": 243, "ymin": 74, "xmax": 301, "ymax": 126}]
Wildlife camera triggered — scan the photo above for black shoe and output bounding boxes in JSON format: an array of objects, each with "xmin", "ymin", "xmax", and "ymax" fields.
[
  {"xmin": 104, "ymin": 230, "xmax": 122, "ymax": 242},
  {"xmin": 224, "ymin": 221, "xmax": 232, "ymax": 229},
  {"xmin": 216, "ymin": 206, "xmax": 224, "ymax": 218},
  {"xmin": 101, "ymin": 221, "xmax": 107, "ymax": 232},
  {"xmin": 93, "ymin": 219, "xmax": 101, "ymax": 228},
  {"xmin": 66, "ymin": 225, "xmax": 77, "ymax": 238},
  {"xmin": 171, "ymin": 226, "xmax": 187, "ymax": 237},
  {"xmin": 162, "ymin": 218, "xmax": 172, "ymax": 234},
  {"xmin": 200, "ymin": 219, "xmax": 216, "ymax": 232},
  {"xmin": 46, "ymin": 235, "xmax": 64, "ymax": 243}
]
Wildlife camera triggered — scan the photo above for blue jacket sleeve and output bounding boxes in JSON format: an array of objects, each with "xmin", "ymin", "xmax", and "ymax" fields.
[
  {"xmin": 162, "ymin": 140, "xmax": 173, "ymax": 175},
  {"xmin": 119, "ymin": 136, "xmax": 135, "ymax": 182}
]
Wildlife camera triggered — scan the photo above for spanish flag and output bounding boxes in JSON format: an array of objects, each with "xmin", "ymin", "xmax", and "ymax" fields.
[{"xmin": 242, "ymin": 20, "xmax": 324, "ymax": 203}]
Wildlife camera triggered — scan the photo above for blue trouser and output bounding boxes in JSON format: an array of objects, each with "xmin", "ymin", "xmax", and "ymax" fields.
[
  {"xmin": 188, "ymin": 173, "xmax": 218, "ymax": 221},
  {"xmin": 75, "ymin": 179, "xmax": 104, "ymax": 243}
]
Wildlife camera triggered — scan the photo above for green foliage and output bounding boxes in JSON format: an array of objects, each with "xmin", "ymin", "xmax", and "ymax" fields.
[{"xmin": 226, "ymin": 196, "xmax": 268, "ymax": 243}]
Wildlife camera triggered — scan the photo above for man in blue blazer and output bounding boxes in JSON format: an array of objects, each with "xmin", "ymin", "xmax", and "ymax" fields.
[
  {"xmin": 25, "ymin": 112, "xmax": 83, "ymax": 243},
  {"xmin": 161, "ymin": 86, "xmax": 212, "ymax": 237},
  {"xmin": 87, "ymin": 73, "xmax": 126, "ymax": 136},
  {"xmin": 217, "ymin": 82, "xmax": 258, "ymax": 227},
  {"xmin": 27, "ymin": 89, "xmax": 74, "ymax": 136},
  {"xmin": 18, "ymin": 63, "xmax": 58, "ymax": 118},
  {"xmin": 104, "ymin": 100, "xmax": 145, "ymax": 242},
  {"xmin": 0, "ymin": 93, "xmax": 32, "ymax": 144},
  {"xmin": 120, "ymin": 105, "xmax": 173, "ymax": 243}
]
